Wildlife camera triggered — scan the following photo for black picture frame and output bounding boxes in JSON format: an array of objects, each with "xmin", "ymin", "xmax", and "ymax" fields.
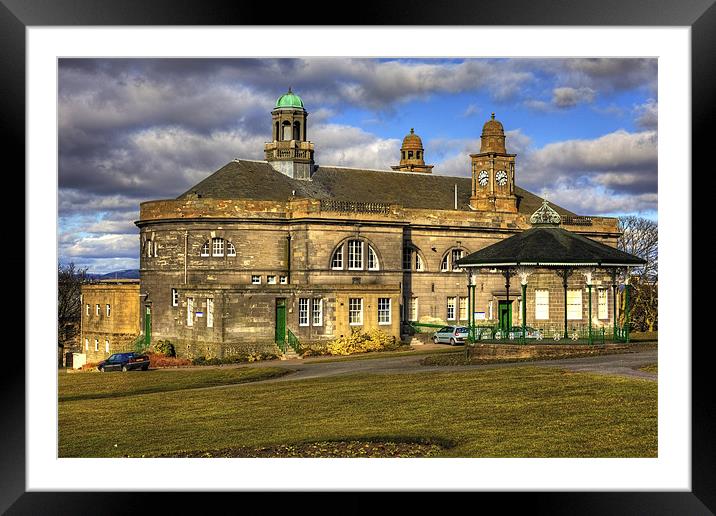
[{"xmin": 6, "ymin": 0, "xmax": 710, "ymax": 513}]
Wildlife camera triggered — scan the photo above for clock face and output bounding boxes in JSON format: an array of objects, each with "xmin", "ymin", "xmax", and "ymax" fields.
[
  {"xmin": 478, "ymin": 170, "xmax": 489, "ymax": 186},
  {"xmin": 496, "ymin": 170, "xmax": 508, "ymax": 186}
]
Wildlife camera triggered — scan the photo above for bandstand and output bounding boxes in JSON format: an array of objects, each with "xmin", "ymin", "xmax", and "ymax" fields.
[{"xmin": 456, "ymin": 201, "xmax": 647, "ymax": 344}]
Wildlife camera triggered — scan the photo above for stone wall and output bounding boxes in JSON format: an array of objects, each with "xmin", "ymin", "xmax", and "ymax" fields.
[{"xmin": 80, "ymin": 281, "xmax": 141, "ymax": 363}]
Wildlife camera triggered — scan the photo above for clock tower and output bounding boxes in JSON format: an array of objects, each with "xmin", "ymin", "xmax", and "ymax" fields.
[{"xmin": 469, "ymin": 113, "xmax": 518, "ymax": 213}]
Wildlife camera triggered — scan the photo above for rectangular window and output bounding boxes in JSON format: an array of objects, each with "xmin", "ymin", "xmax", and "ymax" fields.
[
  {"xmin": 446, "ymin": 297, "xmax": 457, "ymax": 321},
  {"xmin": 348, "ymin": 240, "xmax": 363, "ymax": 270},
  {"xmin": 279, "ymin": 275, "xmax": 288, "ymax": 284},
  {"xmin": 451, "ymin": 249, "xmax": 464, "ymax": 271},
  {"xmin": 407, "ymin": 297, "xmax": 418, "ymax": 322},
  {"xmin": 212, "ymin": 238, "xmax": 224, "ymax": 257},
  {"xmin": 378, "ymin": 298, "xmax": 391, "ymax": 325},
  {"xmin": 85, "ymin": 304, "xmax": 90, "ymax": 316},
  {"xmin": 153, "ymin": 241, "xmax": 158, "ymax": 257},
  {"xmin": 349, "ymin": 298, "xmax": 363, "ymax": 325},
  {"xmin": 94, "ymin": 339, "xmax": 99, "ymax": 352},
  {"xmin": 459, "ymin": 297, "xmax": 468, "ymax": 321},
  {"xmin": 85, "ymin": 338, "xmax": 89, "ymax": 350},
  {"xmin": 567, "ymin": 290, "xmax": 583, "ymax": 320},
  {"xmin": 488, "ymin": 300, "xmax": 494, "ymax": 320},
  {"xmin": 95, "ymin": 304, "xmax": 100, "ymax": 316},
  {"xmin": 267, "ymin": 275, "xmax": 277, "ymax": 284},
  {"xmin": 251, "ymin": 275, "xmax": 261, "ymax": 284},
  {"xmin": 331, "ymin": 246, "xmax": 343, "ymax": 270},
  {"xmin": 206, "ymin": 298, "xmax": 214, "ymax": 328},
  {"xmin": 298, "ymin": 298, "xmax": 309, "ymax": 326},
  {"xmin": 105, "ymin": 340, "xmax": 110, "ymax": 353},
  {"xmin": 312, "ymin": 298, "xmax": 323, "ymax": 326},
  {"xmin": 187, "ymin": 297, "xmax": 194, "ymax": 326},
  {"xmin": 598, "ymin": 288, "xmax": 609, "ymax": 320},
  {"xmin": 535, "ymin": 290, "xmax": 549, "ymax": 320},
  {"xmin": 172, "ymin": 288, "xmax": 179, "ymax": 307},
  {"xmin": 106, "ymin": 304, "xmax": 111, "ymax": 317}
]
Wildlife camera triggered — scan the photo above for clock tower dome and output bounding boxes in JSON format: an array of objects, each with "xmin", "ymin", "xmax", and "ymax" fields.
[{"xmin": 469, "ymin": 113, "xmax": 518, "ymax": 213}]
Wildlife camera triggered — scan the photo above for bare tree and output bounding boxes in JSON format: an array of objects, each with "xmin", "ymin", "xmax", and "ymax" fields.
[
  {"xmin": 617, "ymin": 216, "xmax": 658, "ymax": 332},
  {"xmin": 58, "ymin": 262, "xmax": 89, "ymax": 360}
]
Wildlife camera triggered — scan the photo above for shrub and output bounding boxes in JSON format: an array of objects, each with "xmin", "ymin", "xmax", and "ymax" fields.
[
  {"xmin": 326, "ymin": 329, "xmax": 396, "ymax": 356},
  {"xmin": 190, "ymin": 352, "xmax": 278, "ymax": 366},
  {"xmin": 80, "ymin": 362, "xmax": 99, "ymax": 371},
  {"xmin": 154, "ymin": 340, "xmax": 176, "ymax": 357},
  {"xmin": 147, "ymin": 352, "xmax": 191, "ymax": 368},
  {"xmin": 133, "ymin": 335, "xmax": 148, "ymax": 353}
]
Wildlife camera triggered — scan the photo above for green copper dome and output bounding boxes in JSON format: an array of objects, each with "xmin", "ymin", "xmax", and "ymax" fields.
[{"xmin": 275, "ymin": 87, "xmax": 304, "ymax": 109}]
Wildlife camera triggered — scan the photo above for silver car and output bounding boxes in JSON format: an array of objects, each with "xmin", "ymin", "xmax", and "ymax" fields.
[{"xmin": 432, "ymin": 325, "xmax": 469, "ymax": 345}]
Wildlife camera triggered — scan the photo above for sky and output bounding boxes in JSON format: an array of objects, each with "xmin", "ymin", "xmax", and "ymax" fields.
[{"xmin": 58, "ymin": 58, "xmax": 658, "ymax": 274}]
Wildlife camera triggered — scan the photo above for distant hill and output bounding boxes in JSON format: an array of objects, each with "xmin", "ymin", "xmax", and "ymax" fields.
[{"xmin": 87, "ymin": 269, "xmax": 140, "ymax": 280}]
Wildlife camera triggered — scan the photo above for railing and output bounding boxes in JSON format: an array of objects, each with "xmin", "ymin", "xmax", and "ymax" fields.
[
  {"xmin": 467, "ymin": 324, "xmax": 608, "ymax": 345},
  {"xmin": 614, "ymin": 325, "xmax": 630, "ymax": 342},
  {"xmin": 287, "ymin": 329, "xmax": 301, "ymax": 354},
  {"xmin": 267, "ymin": 148, "xmax": 313, "ymax": 160},
  {"xmin": 320, "ymin": 199, "xmax": 391, "ymax": 214}
]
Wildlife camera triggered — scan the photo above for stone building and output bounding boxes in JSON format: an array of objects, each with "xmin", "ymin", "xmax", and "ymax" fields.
[
  {"xmin": 136, "ymin": 89, "xmax": 622, "ymax": 358},
  {"xmin": 79, "ymin": 279, "xmax": 142, "ymax": 362}
]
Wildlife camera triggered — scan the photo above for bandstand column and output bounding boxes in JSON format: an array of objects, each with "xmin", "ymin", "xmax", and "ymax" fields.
[
  {"xmin": 518, "ymin": 267, "xmax": 531, "ymax": 345},
  {"xmin": 561, "ymin": 269, "xmax": 569, "ymax": 339},
  {"xmin": 625, "ymin": 268, "xmax": 631, "ymax": 343},
  {"xmin": 611, "ymin": 269, "xmax": 618, "ymax": 340}
]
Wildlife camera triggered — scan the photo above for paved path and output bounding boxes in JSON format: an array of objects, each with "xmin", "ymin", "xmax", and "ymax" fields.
[{"xmin": 207, "ymin": 348, "xmax": 658, "ymax": 387}]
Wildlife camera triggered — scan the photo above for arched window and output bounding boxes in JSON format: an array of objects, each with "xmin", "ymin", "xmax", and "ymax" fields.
[
  {"xmin": 368, "ymin": 246, "xmax": 379, "ymax": 270},
  {"xmin": 403, "ymin": 245, "xmax": 426, "ymax": 271},
  {"xmin": 227, "ymin": 242, "xmax": 236, "ymax": 257},
  {"xmin": 274, "ymin": 121, "xmax": 279, "ymax": 140},
  {"xmin": 331, "ymin": 239, "xmax": 380, "ymax": 271},
  {"xmin": 293, "ymin": 121, "xmax": 301, "ymax": 140},
  {"xmin": 200, "ymin": 242, "xmax": 210, "ymax": 257},
  {"xmin": 331, "ymin": 245, "xmax": 343, "ymax": 270},
  {"xmin": 212, "ymin": 237, "xmax": 225, "ymax": 257},
  {"xmin": 145, "ymin": 239, "xmax": 153, "ymax": 258},
  {"xmin": 441, "ymin": 248, "xmax": 466, "ymax": 272}
]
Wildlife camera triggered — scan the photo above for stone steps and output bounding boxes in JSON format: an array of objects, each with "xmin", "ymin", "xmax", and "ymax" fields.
[{"xmin": 280, "ymin": 346, "xmax": 302, "ymax": 360}]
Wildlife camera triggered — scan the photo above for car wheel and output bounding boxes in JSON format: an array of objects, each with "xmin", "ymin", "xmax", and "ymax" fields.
[
  {"xmin": 121, "ymin": 365, "xmax": 128, "ymax": 372},
  {"xmin": 142, "ymin": 365, "xmax": 148, "ymax": 371},
  {"xmin": 99, "ymin": 366, "xmax": 105, "ymax": 373},
  {"xmin": 450, "ymin": 338, "xmax": 456, "ymax": 346},
  {"xmin": 433, "ymin": 336, "xmax": 439, "ymax": 344}
]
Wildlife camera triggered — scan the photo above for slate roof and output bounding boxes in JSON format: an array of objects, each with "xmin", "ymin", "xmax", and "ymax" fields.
[
  {"xmin": 177, "ymin": 159, "xmax": 577, "ymax": 217},
  {"xmin": 456, "ymin": 226, "xmax": 646, "ymax": 267}
]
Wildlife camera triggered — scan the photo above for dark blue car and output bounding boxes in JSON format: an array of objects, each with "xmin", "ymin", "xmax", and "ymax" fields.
[{"xmin": 97, "ymin": 352, "xmax": 150, "ymax": 372}]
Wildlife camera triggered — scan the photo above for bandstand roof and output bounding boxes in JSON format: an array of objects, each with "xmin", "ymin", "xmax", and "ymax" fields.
[{"xmin": 456, "ymin": 225, "xmax": 646, "ymax": 268}]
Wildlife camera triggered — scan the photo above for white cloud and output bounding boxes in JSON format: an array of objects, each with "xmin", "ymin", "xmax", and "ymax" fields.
[{"xmin": 634, "ymin": 99, "xmax": 658, "ymax": 130}]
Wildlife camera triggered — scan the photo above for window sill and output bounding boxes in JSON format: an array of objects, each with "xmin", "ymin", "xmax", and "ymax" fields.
[{"xmin": 378, "ymin": 322, "xmax": 391, "ymax": 325}]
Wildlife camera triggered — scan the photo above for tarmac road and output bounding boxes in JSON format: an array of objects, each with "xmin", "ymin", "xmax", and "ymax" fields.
[{"xmin": 204, "ymin": 347, "xmax": 658, "ymax": 386}]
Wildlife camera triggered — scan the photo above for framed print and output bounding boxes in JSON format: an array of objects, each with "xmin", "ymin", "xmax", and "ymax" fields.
[{"xmin": 6, "ymin": 0, "xmax": 713, "ymax": 512}]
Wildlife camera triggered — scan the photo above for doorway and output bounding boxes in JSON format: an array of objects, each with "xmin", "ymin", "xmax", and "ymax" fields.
[
  {"xmin": 498, "ymin": 301, "xmax": 513, "ymax": 330},
  {"xmin": 275, "ymin": 298, "xmax": 286, "ymax": 345}
]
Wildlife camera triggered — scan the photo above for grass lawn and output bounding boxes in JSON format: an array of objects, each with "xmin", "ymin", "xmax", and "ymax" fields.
[
  {"xmin": 59, "ymin": 367, "xmax": 291, "ymax": 402},
  {"xmin": 304, "ymin": 344, "xmax": 461, "ymax": 363},
  {"xmin": 638, "ymin": 363, "xmax": 658, "ymax": 374},
  {"xmin": 59, "ymin": 366, "xmax": 657, "ymax": 458}
]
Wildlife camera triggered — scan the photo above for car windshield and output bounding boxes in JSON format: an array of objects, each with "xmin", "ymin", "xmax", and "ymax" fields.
[
  {"xmin": 107, "ymin": 354, "xmax": 118, "ymax": 361},
  {"xmin": 456, "ymin": 327, "xmax": 468, "ymax": 332}
]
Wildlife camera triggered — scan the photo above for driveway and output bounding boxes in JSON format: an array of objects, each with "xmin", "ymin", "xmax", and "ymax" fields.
[{"xmin": 217, "ymin": 347, "xmax": 658, "ymax": 385}]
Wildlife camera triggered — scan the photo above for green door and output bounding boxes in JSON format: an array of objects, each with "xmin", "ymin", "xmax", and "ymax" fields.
[
  {"xmin": 144, "ymin": 305, "xmax": 152, "ymax": 349},
  {"xmin": 498, "ymin": 301, "xmax": 512, "ymax": 331},
  {"xmin": 275, "ymin": 299, "xmax": 286, "ymax": 345}
]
